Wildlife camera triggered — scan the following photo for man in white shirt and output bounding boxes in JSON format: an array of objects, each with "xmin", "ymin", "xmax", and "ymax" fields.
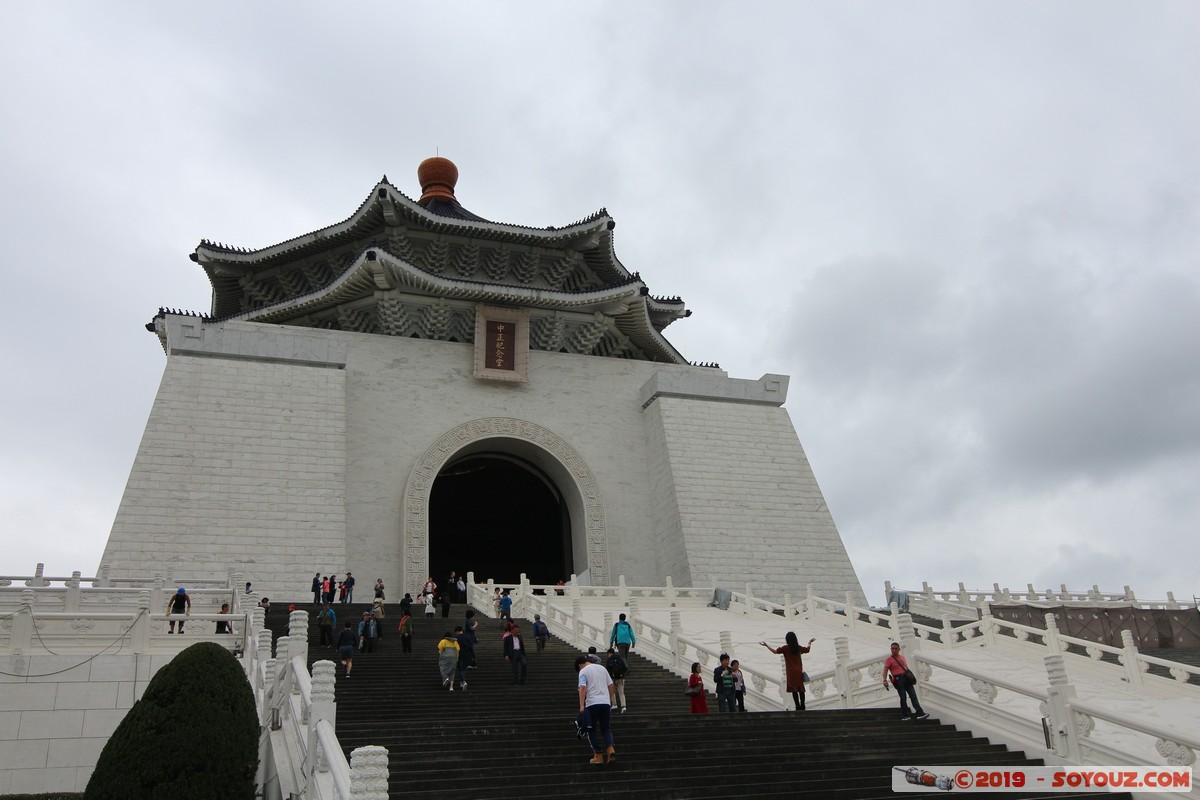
[{"xmin": 576, "ymin": 655, "xmax": 617, "ymax": 765}]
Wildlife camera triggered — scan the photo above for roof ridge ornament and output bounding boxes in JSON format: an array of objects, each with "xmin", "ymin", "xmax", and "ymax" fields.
[{"xmin": 417, "ymin": 156, "xmax": 459, "ymax": 205}]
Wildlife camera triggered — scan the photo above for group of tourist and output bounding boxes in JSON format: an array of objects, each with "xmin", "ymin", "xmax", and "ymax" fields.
[
  {"xmin": 683, "ymin": 633, "xmax": 928, "ymax": 721},
  {"xmin": 311, "ymin": 572, "xmax": 357, "ymax": 605}
]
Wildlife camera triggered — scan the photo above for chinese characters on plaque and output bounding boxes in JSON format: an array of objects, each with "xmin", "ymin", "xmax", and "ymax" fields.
[
  {"xmin": 486, "ymin": 320, "xmax": 516, "ymax": 371},
  {"xmin": 473, "ymin": 305, "xmax": 528, "ymax": 382}
]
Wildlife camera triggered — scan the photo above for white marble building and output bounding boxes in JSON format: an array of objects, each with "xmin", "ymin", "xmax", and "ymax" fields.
[{"xmin": 101, "ymin": 158, "xmax": 865, "ymax": 604}]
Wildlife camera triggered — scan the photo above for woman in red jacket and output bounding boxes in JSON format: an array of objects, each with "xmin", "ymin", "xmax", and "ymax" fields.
[{"xmin": 687, "ymin": 661, "xmax": 709, "ymax": 713}]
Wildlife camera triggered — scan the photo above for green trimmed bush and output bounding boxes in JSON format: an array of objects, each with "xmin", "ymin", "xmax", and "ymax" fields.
[{"xmin": 84, "ymin": 642, "xmax": 258, "ymax": 800}]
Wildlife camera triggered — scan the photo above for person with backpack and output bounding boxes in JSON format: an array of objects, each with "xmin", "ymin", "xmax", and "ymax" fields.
[
  {"xmin": 532, "ymin": 614, "xmax": 549, "ymax": 651},
  {"xmin": 397, "ymin": 610, "xmax": 413, "ymax": 653},
  {"xmin": 605, "ymin": 647, "xmax": 628, "ymax": 713},
  {"xmin": 317, "ymin": 602, "xmax": 337, "ymax": 647},
  {"xmin": 609, "ymin": 612, "xmax": 636, "ymax": 672}
]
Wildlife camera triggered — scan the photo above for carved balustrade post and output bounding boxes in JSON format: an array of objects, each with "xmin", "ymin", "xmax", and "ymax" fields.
[
  {"xmin": 1166, "ymin": 591, "xmax": 1179, "ymax": 610},
  {"xmin": 288, "ymin": 610, "xmax": 309, "ymax": 663},
  {"xmin": 1058, "ymin": 584, "xmax": 1070, "ymax": 602},
  {"xmin": 1123, "ymin": 585, "xmax": 1136, "ymax": 603},
  {"xmin": 11, "ymin": 589, "xmax": 36, "ymax": 654},
  {"xmin": 980, "ymin": 605, "xmax": 997, "ymax": 647},
  {"xmin": 308, "ymin": 661, "xmax": 337, "ymax": 774},
  {"xmin": 571, "ymin": 599, "xmax": 583, "ymax": 644},
  {"xmin": 1026, "ymin": 583, "xmax": 1038, "ymax": 601},
  {"xmin": 846, "ymin": 592, "xmax": 857, "ymax": 630},
  {"xmin": 834, "ymin": 636, "xmax": 853, "ymax": 709},
  {"xmin": 617, "ymin": 575, "xmax": 629, "ymax": 606},
  {"xmin": 719, "ymin": 631, "xmax": 733, "ymax": 660},
  {"xmin": 151, "ymin": 576, "xmax": 164, "ymax": 619},
  {"xmin": 28, "ymin": 563, "xmax": 49, "ymax": 587},
  {"xmin": 132, "ymin": 590, "xmax": 151, "ymax": 654},
  {"xmin": 568, "ymin": 573, "xmax": 580, "ymax": 599},
  {"xmin": 65, "ymin": 572, "xmax": 82, "ymax": 612},
  {"xmin": 804, "ymin": 583, "xmax": 814, "ymax": 622},
  {"xmin": 628, "ymin": 598, "xmax": 640, "ymax": 624},
  {"xmin": 744, "ymin": 583, "xmax": 753, "ymax": 615},
  {"xmin": 1043, "ymin": 654, "xmax": 1085, "ymax": 763},
  {"xmin": 252, "ymin": 606, "xmax": 266, "ymax": 634},
  {"xmin": 783, "ymin": 592, "xmax": 793, "ymax": 618},
  {"xmin": 957, "ymin": 582, "xmax": 969, "ymax": 604},
  {"xmin": 664, "ymin": 576, "xmax": 677, "ymax": 607},
  {"xmin": 1119, "ymin": 630, "xmax": 1145, "ymax": 687},
  {"xmin": 230, "ymin": 572, "xmax": 245, "ymax": 610},
  {"xmin": 941, "ymin": 615, "xmax": 956, "ymax": 650},
  {"xmin": 602, "ymin": 611, "xmax": 613, "ymax": 648},
  {"xmin": 256, "ymin": 630, "xmax": 273, "ymax": 695},
  {"xmin": 896, "ymin": 613, "xmax": 918, "ymax": 652},
  {"xmin": 275, "ymin": 635, "xmax": 290, "ymax": 692},
  {"xmin": 1043, "ymin": 613, "xmax": 1062, "ymax": 655},
  {"xmin": 96, "ymin": 563, "xmax": 111, "ymax": 588},
  {"xmin": 669, "ymin": 611, "xmax": 682, "ymax": 669},
  {"xmin": 349, "ymin": 745, "xmax": 389, "ymax": 800},
  {"xmin": 262, "ymin": 657, "xmax": 277, "ymax": 728}
]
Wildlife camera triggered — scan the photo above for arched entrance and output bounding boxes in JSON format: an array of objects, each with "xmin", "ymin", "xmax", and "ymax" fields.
[
  {"xmin": 429, "ymin": 454, "xmax": 572, "ymax": 585},
  {"xmin": 401, "ymin": 417, "xmax": 610, "ymax": 596}
]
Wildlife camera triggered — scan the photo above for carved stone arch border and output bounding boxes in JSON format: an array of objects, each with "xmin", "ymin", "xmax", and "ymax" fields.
[{"xmin": 402, "ymin": 417, "xmax": 609, "ymax": 596}]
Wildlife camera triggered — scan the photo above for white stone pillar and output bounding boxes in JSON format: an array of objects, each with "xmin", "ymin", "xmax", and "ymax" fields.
[
  {"xmin": 28, "ymin": 563, "xmax": 49, "ymax": 587},
  {"xmin": 1043, "ymin": 613, "xmax": 1062, "ymax": 655},
  {"xmin": 628, "ymin": 598, "xmax": 641, "ymax": 621},
  {"xmin": 1044, "ymin": 654, "xmax": 1084, "ymax": 763},
  {"xmin": 669, "ymin": 611, "xmax": 682, "ymax": 669},
  {"xmin": 664, "ymin": 576, "xmax": 677, "ymax": 606},
  {"xmin": 96, "ymin": 563, "xmax": 111, "ymax": 588},
  {"xmin": 12, "ymin": 589, "xmax": 35, "ymax": 654},
  {"xmin": 834, "ymin": 636, "xmax": 853, "ymax": 709},
  {"xmin": 719, "ymin": 631, "xmax": 733, "ymax": 660},
  {"xmin": 846, "ymin": 592, "xmax": 857, "ymax": 630},
  {"xmin": 617, "ymin": 575, "xmax": 629, "ymax": 606},
  {"xmin": 288, "ymin": 610, "xmax": 309, "ymax": 662},
  {"xmin": 151, "ymin": 576, "xmax": 164, "ymax": 619},
  {"xmin": 1119, "ymin": 630, "xmax": 1145, "ymax": 687},
  {"xmin": 132, "ymin": 590, "xmax": 151, "ymax": 654},
  {"xmin": 783, "ymin": 592, "xmax": 793, "ymax": 617},
  {"xmin": 349, "ymin": 745, "xmax": 389, "ymax": 800},
  {"xmin": 571, "ymin": 598, "xmax": 583, "ymax": 644},
  {"xmin": 65, "ymin": 572, "xmax": 82, "ymax": 612},
  {"xmin": 308, "ymin": 660, "xmax": 336, "ymax": 773},
  {"xmin": 980, "ymin": 605, "xmax": 997, "ymax": 647},
  {"xmin": 803, "ymin": 583, "xmax": 814, "ymax": 622},
  {"xmin": 941, "ymin": 614, "xmax": 956, "ymax": 649},
  {"xmin": 745, "ymin": 583, "xmax": 753, "ymax": 615}
]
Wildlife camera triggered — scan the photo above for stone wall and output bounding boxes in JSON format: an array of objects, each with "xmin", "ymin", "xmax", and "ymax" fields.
[
  {"xmin": 0, "ymin": 654, "xmax": 172, "ymax": 794},
  {"xmin": 102, "ymin": 316, "xmax": 865, "ymax": 603}
]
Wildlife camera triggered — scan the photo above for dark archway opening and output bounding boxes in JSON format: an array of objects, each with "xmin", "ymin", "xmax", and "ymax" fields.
[{"xmin": 429, "ymin": 454, "xmax": 572, "ymax": 587}]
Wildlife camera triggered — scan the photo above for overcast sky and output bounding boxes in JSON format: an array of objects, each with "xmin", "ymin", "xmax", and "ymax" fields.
[{"xmin": 2, "ymin": 2, "xmax": 1196, "ymax": 604}]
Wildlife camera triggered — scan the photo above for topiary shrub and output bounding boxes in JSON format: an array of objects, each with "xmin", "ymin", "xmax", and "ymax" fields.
[{"xmin": 84, "ymin": 642, "xmax": 259, "ymax": 800}]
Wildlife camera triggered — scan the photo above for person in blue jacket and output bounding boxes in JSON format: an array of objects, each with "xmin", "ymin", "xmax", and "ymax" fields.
[{"xmin": 609, "ymin": 613, "xmax": 636, "ymax": 670}]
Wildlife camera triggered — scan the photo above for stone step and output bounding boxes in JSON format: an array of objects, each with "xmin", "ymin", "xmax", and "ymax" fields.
[{"xmin": 263, "ymin": 603, "xmax": 1129, "ymax": 800}]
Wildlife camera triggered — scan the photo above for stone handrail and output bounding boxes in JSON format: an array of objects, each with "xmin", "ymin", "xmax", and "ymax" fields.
[
  {"xmin": 1069, "ymin": 696, "xmax": 1200, "ymax": 767},
  {"xmin": 890, "ymin": 580, "xmax": 1192, "ymax": 611}
]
